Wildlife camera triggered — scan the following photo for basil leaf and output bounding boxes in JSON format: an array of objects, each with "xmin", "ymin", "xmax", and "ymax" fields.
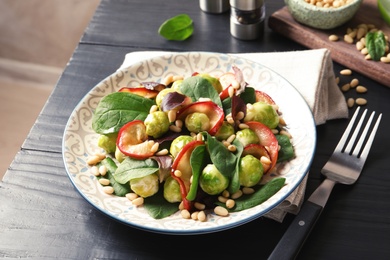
[
  {"xmin": 158, "ymin": 14, "xmax": 194, "ymax": 41},
  {"xmin": 92, "ymin": 92, "xmax": 155, "ymax": 134},
  {"xmin": 113, "ymin": 157, "xmax": 159, "ymax": 184},
  {"xmin": 366, "ymin": 31, "xmax": 386, "ymax": 61}
]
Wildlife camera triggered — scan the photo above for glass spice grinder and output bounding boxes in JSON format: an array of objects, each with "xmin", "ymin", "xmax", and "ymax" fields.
[{"xmin": 230, "ymin": 0, "xmax": 265, "ymax": 40}]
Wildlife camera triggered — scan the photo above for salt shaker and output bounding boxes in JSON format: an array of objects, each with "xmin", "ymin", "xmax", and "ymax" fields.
[
  {"xmin": 230, "ymin": 0, "xmax": 265, "ymax": 40},
  {"xmin": 199, "ymin": 0, "xmax": 230, "ymax": 14}
]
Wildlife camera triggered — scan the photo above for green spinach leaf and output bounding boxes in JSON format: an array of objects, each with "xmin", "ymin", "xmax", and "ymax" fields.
[
  {"xmin": 216, "ymin": 177, "xmax": 286, "ymax": 212},
  {"xmin": 276, "ymin": 134, "xmax": 295, "ymax": 163},
  {"xmin": 186, "ymin": 145, "xmax": 207, "ymax": 201},
  {"xmin": 158, "ymin": 14, "xmax": 193, "ymax": 41},
  {"xmin": 97, "ymin": 157, "xmax": 131, "ymax": 196},
  {"xmin": 366, "ymin": 31, "xmax": 387, "ymax": 61},
  {"xmin": 113, "ymin": 157, "xmax": 159, "ymax": 184},
  {"xmin": 92, "ymin": 92, "xmax": 155, "ymax": 134},
  {"xmin": 180, "ymin": 76, "xmax": 223, "ymax": 107},
  {"xmin": 144, "ymin": 185, "xmax": 180, "ymax": 219}
]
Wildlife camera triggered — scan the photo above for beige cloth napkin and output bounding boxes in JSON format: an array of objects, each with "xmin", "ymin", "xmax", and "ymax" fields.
[{"xmin": 119, "ymin": 49, "xmax": 348, "ymax": 222}]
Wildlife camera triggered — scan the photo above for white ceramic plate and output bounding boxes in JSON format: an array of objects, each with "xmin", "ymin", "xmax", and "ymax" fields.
[{"xmin": 63, "ymin": 52, "xmax": 316, "ymax": 235}]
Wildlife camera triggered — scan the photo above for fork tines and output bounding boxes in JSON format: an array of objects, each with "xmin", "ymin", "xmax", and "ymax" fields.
[{"xmin": 335, "ymin": 106, "xmax": 382, "ymax": 159}]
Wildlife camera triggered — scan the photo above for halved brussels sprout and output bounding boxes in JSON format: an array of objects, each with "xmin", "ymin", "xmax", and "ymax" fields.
[
  {"xmin": 144, "ymin": 111, "xmax": 170, "ymax": 138},
  {"xmin": 239, "ymin": 155, "xmax": 263, "ymax": 187},
  {"xmin": 244, "ymin": 102, "xmax": 279, "ymax": 129},
  {"xmin": 130, "ymin": 173, "xmax": 159, "ymax": 198},
  {"xmin": 235, "ymin": 128, "xmax": 260, "ymax": 147},
  {"xmin": 199, "ymin": 164, "xmax": 229, "ymax": 195},
  {"xmin": 169, "ymin": 135, "xmax": 194, "ymax": 158},
  {"xmin": 163, "ymin": 176, "xmax": 182, "ymax": 203}
]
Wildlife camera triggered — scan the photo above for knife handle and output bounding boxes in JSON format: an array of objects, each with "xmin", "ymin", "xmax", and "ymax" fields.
[{"xmin": 268, "ymin": 201, "xmax": 323, "ymax": 260}]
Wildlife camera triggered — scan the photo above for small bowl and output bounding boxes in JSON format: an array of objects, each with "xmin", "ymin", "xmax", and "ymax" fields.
[{"xmin": 284, "ymin": 0, "xmax": 363, "ymax": 29}]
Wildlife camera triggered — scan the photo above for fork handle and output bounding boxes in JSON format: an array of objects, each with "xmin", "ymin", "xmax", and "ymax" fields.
[
  {"xmin": 268, "ymin": 178, "xmax": 336, "ymax": 260},
  {"xmin": 268, "ymin": 201, "xmax": 323, "ymax": 260}
]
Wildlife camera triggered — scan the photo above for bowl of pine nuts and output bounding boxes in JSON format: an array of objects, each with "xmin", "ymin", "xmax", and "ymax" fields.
[{"xmin": 284, "ymin": 0, "xmax": 363, "ymax": 29}]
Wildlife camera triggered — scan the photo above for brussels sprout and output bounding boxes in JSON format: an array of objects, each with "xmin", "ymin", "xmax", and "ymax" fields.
[
  {"xmin": 199, "ymin": 164, "xmax": 229, "ymax": 195},
  {"xmin": 155, "ymin": 88, "xmax": 177, "ymax": 108},
  {"xmin": 163, "ymin": 176, "xmax": 182, "ymax": 203},
  {"xmin": 214, "ymin": 121, "xmax": 235, "ymax": 141},
  {"xmin": 115, "ymin": 146, "xmax": 126, "ymax": 163},
  {"xmin": 130, "ymin": 173, "xmax": 159, "ymax": 198},
  {"xmin": 239, "ymin": 155, "xmax": 263, "ymax": 187},
  {"xmin": 97, "ymin": 133, "xmax": 118, "ymax": 154},
  {"xmin": 144, "ymin": 111, "xmax": 170, "ymax": 138},
  {"xmin": 235, "ymin": 128, "xmax": 259, "ymax": 147},
  {"xmin": 244, "ymin": 102, "xmax": 279, "ymax": 129},
  {"xmin": 185, "ymin": 112, "xmax": 210, "ymax": 133},
  {"xmin": 198, "ymin": 73, "xmax": 223, "ymax": 93},
  {"xmin": 171, "ymin": 80, "xmax": 183, "ymax": 91},
  {"xmin": 169, "ymin": 135, "xmax": 194, "ymax": 158}
]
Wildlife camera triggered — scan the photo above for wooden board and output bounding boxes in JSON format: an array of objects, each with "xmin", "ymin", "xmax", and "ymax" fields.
[{"xmin": 268, "ymin": 0, "xmax": 390, "ymax": 87}]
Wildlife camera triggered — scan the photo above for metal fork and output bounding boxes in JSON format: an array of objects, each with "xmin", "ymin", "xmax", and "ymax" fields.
[{"xmin": 268, "ymin": 107, "xmax": 382, "ymax": 260}]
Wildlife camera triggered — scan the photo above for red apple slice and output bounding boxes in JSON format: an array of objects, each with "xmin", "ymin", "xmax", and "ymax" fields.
[{"xmin": 118, "ymin": 87, "xmax": 159, "ymax": 99}]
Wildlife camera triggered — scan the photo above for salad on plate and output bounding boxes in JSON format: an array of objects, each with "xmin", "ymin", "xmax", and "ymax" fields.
[{"xmin": 86, "ymin": 65, "xmax": 295, "ymax": 222}]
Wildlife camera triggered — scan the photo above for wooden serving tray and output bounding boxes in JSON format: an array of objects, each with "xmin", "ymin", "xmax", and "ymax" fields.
[{"xmin": 268, "ymin": 0, "xmax": 390, "ymax": 87}]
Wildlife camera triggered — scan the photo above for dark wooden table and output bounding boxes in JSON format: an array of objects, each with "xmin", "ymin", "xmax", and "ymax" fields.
[{"xmin": 1, "ymin": 0, "xmax": 389, "ymax": 259}]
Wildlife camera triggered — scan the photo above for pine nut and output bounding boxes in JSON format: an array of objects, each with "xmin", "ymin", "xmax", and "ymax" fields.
[
  {"xmin": 226, "ymin": 199, "xmax": 235, "ymax": 209},
  {"xmin": 356, "ymin": 41, "xmax": 364, "ymax": 51},
  {"xmin": 222, "ymin": 190, "xmax": 230, "ymax": 198},
  {"xmin": 181, "ymin": 209, "xmax": 191, "ymax": 219},
  {"xmin": 194, "ymin": 202, "xmax": 206, "ymax": 210},
  {"xmin": 99, "ymin": 165, "xmax": 107, "ymax": 176},
  {"xmin": 99, "ymin": 178, "xmax": 110, "ymax": 186},
  {"xmin": 197, "ymin": 211, "xmax": 207, "ymax": 222},
  {"xmin": 280, "ymin": 130, "xmax": 292, "ymax": 139},
  {"xmin": 242, "ymin": 187, "xmax": 255, "ymax": 195},
  {"xmin": 344, "ymin": 34, "xmax": 354, "ymax": 44},
  {"xmin": 278, "ymin": 117, "xmax": 286, "ymax": 126},
  {"xmin": 356, "ymin": 86, "xmax": 367, "ymax": 93},
  {"xmin": 231, "ymin": 80, "xmax": 240, "ymax": 89},
  {"xmin": 226, "ymin": 134, "xmax": 236, "ymax": 144},
  {"xmin": 218, "ymin": 195, "xmax": 228, "ymax": 203},
  {"xmin": 328, "ymin": 34, "xmax": 339, "ymax": 41},
  {"xmin": 231, "ymin": 190, "xmax": 243, "ymax": 199},
  {"xmin": 191, "ymin": 211, "xmax": 199, "ymax": 220},
  {"xmin": 238, "ymin": 123, "xmax": 249, "ymax": 129},
  {"xmin": 236, "ymin": 111, "xmax": 245, "ymax": 120},
  {"xmin": 356, "ymin": 98, "xmax": 367, "ymax": 106},
  {"xmin": 149, "ymin": 105, "xmax": 158, "ymax": 114},
  {"xmin": 162, "ymin": 75, "xmax": 173, "ymax": 86},
  {"xmin": 347, "ymin": 98, "xmax": 355, "ymax": 108},
  {"xmin": 228, "ymin": 86, "xmax": 235, "ymax": 97},
  {"xmin": 132, "ymin": 197, "xmax": 144, "ymax": 206},
  {"xmin": 169, "ymin": 125, "xmax": 182, "ymax": 133},
  {"xmin": 155, "ymin": 149, "xmax": 169, "ymax": 156},
  {"xmin": 87, "ymin": 155, "xmax": 101, "ymax": 166},
  {"xmin": 150, "ymin": 142, "xmax": 159, "ymax": 153},
  {"xmin": 175, "ymin": 119, "xmax": 183, "ymax": 128},
  {"xmin": 90, "ymin": 166, "xmax": 100, "ymax": 176},
  {"xmin": 126, "ymin": 193, "xmax": 139, "ymax": 201},
  {"xmin": 214, "ymin": 206, "xmax": 229, "ymax": 217},
  {"xmin": 350, "ymin": 78, "xmax": 359, "ymax": 88},
  {"xmin": 172, "ymin": 75, "xmax": 184, "ymax": 82},
  {"xmin": 361, "ymin": 47, "xmax": 368, "ymax": 55},
  {"xmin": 103, "ymin": 186, "xmax": 114, "ymax": 194},
  {"xmin": 168, "ymin": 110, "xmax": 176, "ymax": 122},
  {"xmin": 227, "ymin": 145, "xmax": 237, "ymax": 152},
  {"xmin": 341, "ymin": 83, "xmax": 351, "ymax": 92},
  {"xmin": 380, "ymin": 57, "xmax": 390, "ymax": 63},
  {"xmin": 174, "ymin": 170, "xmax": 182, "ymax": 177},
  {"xmin": 340, "ymin": 69, "xmax": 352, "ymax": 76}
]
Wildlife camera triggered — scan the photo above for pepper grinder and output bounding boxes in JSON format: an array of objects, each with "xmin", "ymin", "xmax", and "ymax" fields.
[
  {"xmin": 199, "ymin": 0, "xmax": 230, "ymax": 14},
  {"xmin": 230, "ymin": 0, "xmax": 265, "ymax": 40}
]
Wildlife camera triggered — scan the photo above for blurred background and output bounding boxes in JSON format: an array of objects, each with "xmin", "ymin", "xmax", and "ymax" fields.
[{"xmin": 0, "ymin": 0, "xmax": 100, "ymax": 179}]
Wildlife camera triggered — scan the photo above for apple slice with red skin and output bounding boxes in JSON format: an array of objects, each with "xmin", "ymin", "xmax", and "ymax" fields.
[
  {"xmin": 245, "ymin": 121, "xmax": 279, "ymax": 173},
  {"xmin": 116, "ymin": 120, "xmax": 156, "ymax": 160},
  {"xmin": 176, "ymin": 101, "xmax": 224, "ymax": 135},
  {"xmin": 170, "ymin": 140, "xmax": 205, "ymax": 211},
  {"xmin": 242, "ymin": 143, "xmax": 272, "ymax": 173},
  {"xmin": 255, "ymin": 90, "xmax": 276, "ymax": 106},
  {"xmin": 118, "ymin": 87, "xmax": 159, "ymax": 99},
  {"xmin": 218, "ymin": 72, "xmax": 236, "ymax": 90}
]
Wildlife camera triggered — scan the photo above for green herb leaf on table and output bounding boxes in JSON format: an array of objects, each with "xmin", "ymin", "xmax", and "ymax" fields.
[
  {"xmin": 158, "ymin": 14, "xmax": 194, "ymax": 41},
  {"xmin": 366, "ymin": 31, "xmax": 387, "ymax": 61}
]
